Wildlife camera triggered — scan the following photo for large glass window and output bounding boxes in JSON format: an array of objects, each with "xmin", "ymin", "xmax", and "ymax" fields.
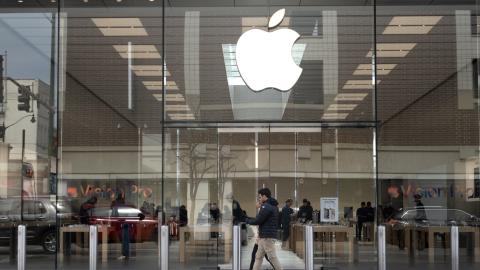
[{"xmin": 0, "ymin": 1, "xmax": 478, "ymax": 270}]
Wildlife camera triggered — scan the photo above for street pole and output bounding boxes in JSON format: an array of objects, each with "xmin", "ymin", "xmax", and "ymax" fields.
[{"xmin": 20, "ymin": 129, "xmax": 25, "ymax": 221}]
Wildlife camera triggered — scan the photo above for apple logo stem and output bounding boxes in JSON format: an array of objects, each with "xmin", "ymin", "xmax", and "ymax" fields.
[{"xmin": 236, "ymin": 8, "xmax": 303, "ymax": 92}]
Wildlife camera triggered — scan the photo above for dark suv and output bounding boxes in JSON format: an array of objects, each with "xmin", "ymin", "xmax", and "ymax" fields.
[{"xmin": 0, "ymin": 197, "xmax": 73, "ymax": 253}]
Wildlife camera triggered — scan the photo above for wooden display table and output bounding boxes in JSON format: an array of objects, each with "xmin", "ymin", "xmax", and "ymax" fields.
[
  {"xmin": 291, "ymin": 224, "xmax": 355, "ymax": 262},
  {"xmin": 59, "ymin": 225, "xmax": 109, "ymax": 263},
  {"xmin": 179, "ymin": 225, "xmax": 232, "ymax": 263}
]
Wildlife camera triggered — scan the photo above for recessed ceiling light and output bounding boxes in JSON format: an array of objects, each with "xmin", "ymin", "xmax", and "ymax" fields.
[
  {"xmin": 165, "ymin": 105, "xmax": 191, "ymax": 112},
  {"xmin": 322, "ymin": 113, "xmax": 349, "ymax": 120},
  {"xmin": 335, "ymin": 93, "xmax": 368, "ymax": 101},
  {"xmin": 366, "ymin": 43, "xmax": 416, "ymax": 58},
  {"xmin": 131, "ymin": 65, "xmax": 170, "ymax": 77},
  {"xmin": 353, "ymin": 64, "xmax": 397, "ymax": 75},
  {"xmin": 17, "ymin": 0, "xmax": 23, "ymax": 3},
  {"xmin": 342, "ymin": 80, "xmax": 380, "ymax": 90},
  {"xmin": 92, "ymin": 18, "xmax": 148, "ymax": 36},
  {"xmin": 113, "ymin": 45, "xmax": 161, "ymax": 59},
  {"xmin": 327, "ymin": 104, "xmax": 358, "ymax": 111}
]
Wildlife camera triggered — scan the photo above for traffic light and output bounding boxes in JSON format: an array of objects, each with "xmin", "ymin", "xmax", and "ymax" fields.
[{"xmin": 17, "ymin": 85, "xmax": 30, "ymax": 112}]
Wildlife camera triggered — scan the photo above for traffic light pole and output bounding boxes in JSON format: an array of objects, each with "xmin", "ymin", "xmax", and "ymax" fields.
[{"xmin": 20, "ymin": 129, "xmax": 25, "ymax": 222}]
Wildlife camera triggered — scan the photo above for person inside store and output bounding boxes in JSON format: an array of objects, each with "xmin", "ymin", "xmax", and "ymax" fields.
[
  {"xmin": 246, "ymin": 188, "xmax": 283, "ymax": 270},
  {"xmin": 297, "ymin": 198, "xmax": 313, "ymax": 223},
  {"xmin": 414, "ymin": 194, "xmax": 427, "ymax": 250},
  {"xmin": 79, "ymin": 196, "xmax": 97, "ymax": 224},
  {"xmin": 366, "ymin": 201, "xmax": 375, "ymax": 222},
  {"xmin": 280, "ymin": 198, "xmax": 294, "ymax": 249},
  {"xmin": 356, "ymin": 202, "xmax": 367, "ymax": 240},
  {"xmin": 179, "ymin": 205, "xmax": 188, "ymax": 227},
  {"xmin": 384, "ymin": 183, "xmax": 405, "ymax": 250}
]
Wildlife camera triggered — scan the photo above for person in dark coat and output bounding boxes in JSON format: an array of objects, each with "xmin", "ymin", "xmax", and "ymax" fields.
[
  {"xmin": 297, "ymin": 198, "xmax": 313, "ymax": 222},
  {"xmin": 179, "ymin": 205, "xmax": 188, "ymax": 226},
  {"xmin": 356, "ymin": 202, "xmax": 367, "ymax": 240},
  {"xmin": 79, "ymin": 196, "xmax": 97, "ymax": 224},
  {"xmin": 246, "ymin": 188, "xmax": 283, "ymax": 270},
  {"xmin": 280, "ymin": 199, "xmax": 294, "ymax": 248}
]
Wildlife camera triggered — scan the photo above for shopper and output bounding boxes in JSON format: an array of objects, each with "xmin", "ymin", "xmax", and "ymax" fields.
[
  {"xmin": 414, "ymin": 194, "xmax": 427, "ymax": 250},
  {"xmin": 246, "ymin": 188, "xmax": 283, "ymax": 270},
  {"xmin": 179, "ymin": 205, "xmax": 188, "ymax": 227},
  {"xmin": 280, "ymin": 199, "xmax": 294, "ymax": 249},
  {"xmin": 79, "ymin": 196, "xmax": 97, "ymax": 224},
  {"xmin": 356, "ymin": 202, "xmax": 367, "ymax": 240},
  {"xmin": 297, "ymin": 198, "xmax": 313, "ymax": 223}
]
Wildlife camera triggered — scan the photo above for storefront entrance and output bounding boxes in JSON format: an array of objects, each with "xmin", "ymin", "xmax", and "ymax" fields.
[{"xmin": 162, "ymin": 124, "xmax": 376, "ymax": 269}]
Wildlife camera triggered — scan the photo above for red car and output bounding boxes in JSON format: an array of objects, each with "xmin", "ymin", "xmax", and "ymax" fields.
[{"xmin": 88, "ymin": 206, "xmax": 158, "ymax": 243}]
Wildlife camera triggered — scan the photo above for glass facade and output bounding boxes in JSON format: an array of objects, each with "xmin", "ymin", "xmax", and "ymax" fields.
[{"xmin": 0, "ymin": 1, "xmax": 478, "ymax": 270}]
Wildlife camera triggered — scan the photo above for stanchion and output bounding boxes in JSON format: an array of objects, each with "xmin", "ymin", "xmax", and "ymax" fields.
[
  {"xmin": 304, "ymin": 225, "xmax": 313, "ymax": 270},
  {"xmin": 89, "ymin": 225, "xmax": 98, "ymax": 270},
  {"xmin": 451, "ymin": 226, "xmax": 459, "ymax": 270},
  {"xmin": 17, "ymin": 225, "xmax": 26, "ymax": 270},
  {"xmin": 160, "ymin": 225, "xmax": 169, "ymax": 270},
  {"xmin": 378, "ymin": 225, "xmax": 386, "ymax": 270},
  {"xmin": 233, "ymin": 225, "xmax": 241, "ymax": 270}
]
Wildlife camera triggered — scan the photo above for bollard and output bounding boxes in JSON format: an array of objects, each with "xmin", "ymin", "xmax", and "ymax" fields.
[
  {"xmin": 17, "ymin": 225, "xmax": 26, "ymax": 270},
  {"xmin": 89, "ymin": 225, "xmax": 98, "ymax": 270},
  {"xmin": 160, "ymin": 225, "xmax": 169, "ymax": 270},
  {"xmin": 451, "ymin": 226, "xmax": 459, "ymax": 270},
  {"xmin": 304, "ymin": 225, "xmax": 314, "ymax": 270},
  {"xmin": 233, "ymin": 225, "xmax": 241, "ymax": 270},
  {"xmin": 378, "ymin": 225, "xmax": 386, "ymax": 270}
]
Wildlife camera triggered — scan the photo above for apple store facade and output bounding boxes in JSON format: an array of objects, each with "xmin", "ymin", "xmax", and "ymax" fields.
[{"xmin": 0, "ymin": 1, "xmax": 479, "ymax": 270}]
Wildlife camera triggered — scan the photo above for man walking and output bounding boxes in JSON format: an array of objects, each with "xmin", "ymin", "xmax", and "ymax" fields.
[{"xmin": 246, "ymin": 188, "xmax": 283, "ymax": 270}]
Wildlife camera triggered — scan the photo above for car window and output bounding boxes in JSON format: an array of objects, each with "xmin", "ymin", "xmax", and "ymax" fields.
[
  {"xmin": 0, "ymin": 200, "xmax": 13, "ymax": 215},
  {"xmin": 23, "ymin": 201, "xmax": 47, "ymax": 215},
  {"xmin": 91, "ymin": 207, "xmax": 112, "ymax": 217},
  {"xmin": 117, "ymin": 207, "xmax": 142, "ymax": 217},
  {"xmin": 56, "ymin": 200, "xmax": 72, "ymax": 214}
]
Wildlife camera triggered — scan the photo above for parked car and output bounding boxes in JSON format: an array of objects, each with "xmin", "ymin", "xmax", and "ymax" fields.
[
  {"xmin": 88, "ymin": 206, "xmax": 158, "ymax": 243},
  {"xmin": 0, "ymin": 197, "xmax": 74, "ymax": 253},
  {"xmin": 394, "ymin": 206, "xmax": 480, "ymax": 227}
]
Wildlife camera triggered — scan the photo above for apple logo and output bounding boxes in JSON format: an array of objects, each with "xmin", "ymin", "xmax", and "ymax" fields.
[{"xmin": 236, "ymin": 9, "xmax": 303, "ymax": 92}]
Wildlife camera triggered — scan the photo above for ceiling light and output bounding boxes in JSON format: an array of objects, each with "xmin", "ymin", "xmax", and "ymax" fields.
[
  {"xmin": 322, "ymin": 113, "xmax": 348, "ymax": 120},
  {"xmin": 153, "ymin": 94, "xmax": 185, "ymax": 102},
  {"xmin": 91, "ymin": 18, "xmax": 148, "ymax": 36},
  {"xmin": 169, "ymin": 113, "xmax": 195, "ymax": 120},
  {"xmin": 131, "ymin": 65, "xmax": 170, "ymax": 77},
  {"xmin": 143, "ymin": 81, "xmax": 178, "ymax": 90},
  {"xmin": 353, "ymin": 64, "xmax": 397, "ymax": 75},
  {"xmin": 343, "ymin": 80, "xmax": 379, "ymax": 90},
  {"xmin": 327, "ymin": 104, "xmax": 358, "ymax": 111},
  {"xmin": 335, "ymin": 93, "xmax": 368, "ymax": 101},
  {"xmin": 17, "ymin": 0, "xmax": 23, "ymax": 3},
  {"xmin": 366, "ymin": 43, "xmax": 416, "ymax": 58},
  {"xmin": 165, "ymin": 105, "xmax": 191, "ymax": 112},
  {"xmin": 113, "ymin": 45, "xmax": 161, "ymax": 59},
  {"xmin": 384, "ymin": 16, "xmax": 442, "ymax": 34}
]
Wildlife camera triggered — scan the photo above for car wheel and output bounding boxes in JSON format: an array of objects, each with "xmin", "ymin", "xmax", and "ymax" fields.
[{"xmin": 41, "ymin": 230, "xmax": 56, "ymax": 253}]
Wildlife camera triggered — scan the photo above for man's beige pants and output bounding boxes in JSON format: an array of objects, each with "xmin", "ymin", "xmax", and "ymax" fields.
[{"xmin": 253, "ymin": 238, "xmax": 283, "ymax": 270}]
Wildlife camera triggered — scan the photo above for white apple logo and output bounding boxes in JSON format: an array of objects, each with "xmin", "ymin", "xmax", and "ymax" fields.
[{"xmin": 236, "ymin": 9, "xmax": 303, "ymax": 92}]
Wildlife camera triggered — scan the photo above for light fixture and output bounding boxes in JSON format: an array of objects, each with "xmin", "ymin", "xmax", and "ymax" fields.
[
  {"xmin": 335, "ymin": 93, "xmax": 368, "ymax": 101},
  {"xmin": 131, "ymin": 65, "xmax": 170, "ymax": 77},
  {"xmin": 383, "ymin": 16, "xmax": 442, "ymax": 35},
  {"xmin": 353, "ymin": 64, "xmax": 397, "ymax": 75},
  {"xmin": 17, "ymin": 0, "xmax": 23, "ymax": 3},
  {"xmin": 366, "ymin": 43, "xmax": 416, "ymax": 58},
  {"xmin": 322, "ymin": 113, "xmax": 349, "ymax": 120},
  {"xmin": 165, "ymin": 105, "xmax": 191, "ymax": 112},
  {"xmin": 91, "ymin": 18, "xmax": 148, "ymax": 36},
  {"xmin": 327, "ymin": 104, "xmax": 358, "ymax": 111},
  {"xmin": 113, "ymin": 45, "xmax": 161, "ymax": 59},
  {"xmin": 143, "ymin": 81, "xmax": 178, "ymax": 90},
  {"xmin": 342, "ymin": 80, "xmax": 380, "ymax": 90},
  {"xmin": 153, "ymin": 94, "xmax": 185, "ymax": 102}
]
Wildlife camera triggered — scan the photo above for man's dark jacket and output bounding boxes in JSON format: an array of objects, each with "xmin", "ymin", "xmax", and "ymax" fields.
[{"xmin": 246, "ymin": 197, "xmax": 279, "ymax": 239}]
